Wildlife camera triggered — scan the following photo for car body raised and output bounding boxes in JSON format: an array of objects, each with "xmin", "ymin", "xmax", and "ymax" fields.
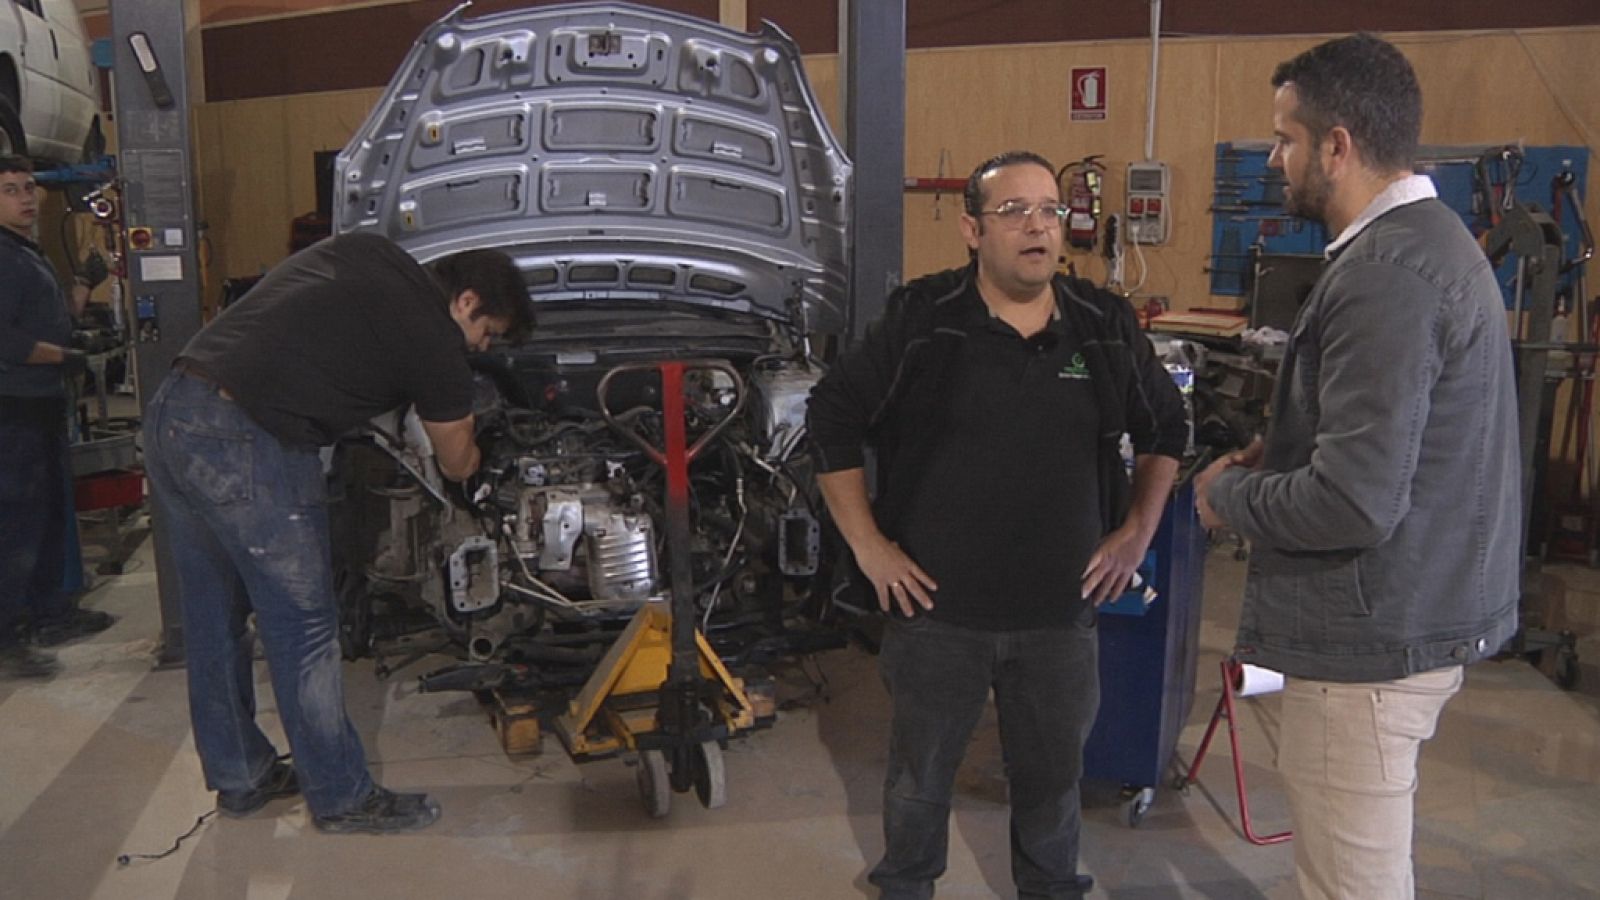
[
  {"xmin": 0, "ymin": 0, "xmax": 101, "ymax": 163},
  {"xmin": 328, "ymin": 2, "xmax": 851, "ymax": 677}
]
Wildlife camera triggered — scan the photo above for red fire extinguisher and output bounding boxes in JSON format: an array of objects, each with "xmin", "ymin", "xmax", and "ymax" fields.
[{"xmin": 1058, "ymin": 155, "xmax": 1106, "ymax": 251}]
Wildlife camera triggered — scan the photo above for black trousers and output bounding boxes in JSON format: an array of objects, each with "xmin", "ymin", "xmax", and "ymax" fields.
[
  {"xmin": 870, "ymin": 612, "xmax": 1100, "ymax": 900},
  {"xmin": 0, "ymin": 395, "xmax": 71, "ymax": 644}
]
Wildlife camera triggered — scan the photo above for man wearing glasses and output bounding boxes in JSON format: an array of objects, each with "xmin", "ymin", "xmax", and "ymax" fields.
[{"xmin": 808, "ymin": 151, "xmax": 1186, "ymax": 899}]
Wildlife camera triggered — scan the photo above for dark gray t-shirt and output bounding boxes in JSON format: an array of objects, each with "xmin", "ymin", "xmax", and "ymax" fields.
[{"xmin": 180, "ymin": 232, "xmax": 472, "ymax": 446}]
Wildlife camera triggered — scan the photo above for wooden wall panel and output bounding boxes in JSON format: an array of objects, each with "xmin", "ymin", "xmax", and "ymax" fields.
[
  {"xmin": 192, "ymin": 88, "xmax": 381, "ymax": 307},
  {"xmin": 1516, "ymin": 30, "xmax": 1600, "ymax": 152},
  {"xmin": 281, "ymin": 92, "xmax": 382, "ymax": 219},
  {"xmin": 201, "ymin": 0, "xmax": 719, "ymax": 100},
  {"xmin": 190, "ymin": 27, "xmax": 1600, "ymax": 316},
  {"xmin": 193, "ymin": 98, "xmax": 289, "ymax": 307},
  {"xmin": 799, "ymin": 54, "xmax": 839, "ymax": 132},
  {"xmin": 153, "ymin": 0, "xmax": 1600, "ymax": 34},
  {"xmin": 897, "ymin": 27, "xmax": 1600, "ymax": 311},
  {"xmin": 899, "ymin": 38, "xmax": 1225, "ymax": 303},
  {"xmin": 199, "ymin": 0, "xmax": 403, "ymax": 26},
  {"xmin": 195, "ymin": 2, "xmax": 1600, "ymax": 100}
]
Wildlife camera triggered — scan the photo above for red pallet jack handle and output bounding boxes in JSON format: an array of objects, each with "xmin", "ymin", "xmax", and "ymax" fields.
[
  {"xmin": 1174, "ymin": 659, "xmax": 1294, "ymax": 846},
  {"xmin": 596, "ymin": 360, "xmax": 746, "ymax": 783},
  {"xmin": 598, "ymin": 359, "xmax": 746, "ymax": 681}
]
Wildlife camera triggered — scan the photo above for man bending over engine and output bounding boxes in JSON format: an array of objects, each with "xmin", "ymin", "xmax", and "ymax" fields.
[{"xmin": 144, "ymin": 232, "xmax": 531, "ymax": 833}]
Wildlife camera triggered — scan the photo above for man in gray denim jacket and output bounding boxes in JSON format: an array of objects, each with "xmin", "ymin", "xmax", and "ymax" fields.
[{"xmin": 1196, "ymin": 34, "xmax": 1520, "ymax": 900}]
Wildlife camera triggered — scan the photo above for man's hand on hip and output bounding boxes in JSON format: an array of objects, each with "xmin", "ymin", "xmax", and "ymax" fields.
[
  {"xmin": 1081, "ymin": 523, "xmax": 1150, "ymax": 605},
  {"xmin": 855, "ymin": 536, "xmax": 938, "ymax": 617}
]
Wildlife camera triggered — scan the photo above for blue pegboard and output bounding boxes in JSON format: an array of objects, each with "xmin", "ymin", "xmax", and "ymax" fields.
[
  {"xmin": 1210, "ymin": 142, "xmax": 1590, "ymax": 309},
  {"xmin": 1209, "ymin": 142, "xmax": 1329, "ymax": 296},
  {"xmin": 1419, "ymin": 147, "xmax": 1589, "ymax": 309}
]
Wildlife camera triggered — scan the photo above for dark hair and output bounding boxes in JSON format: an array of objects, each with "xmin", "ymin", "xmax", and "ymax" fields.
[
  {"xmin": 1271, "ymin": 33, "xmax": 1421, "ymax": 173},
  {"xmin": 964, "ymin": 150, "xmax": 1057, "ymax": 218},
  {"xmin": 0, "ymin": 155, "xmax": 35, "ymax": 177},
  {"xmin": 430, "ymin": 249, "xmax": 534, "ymax": 342}
]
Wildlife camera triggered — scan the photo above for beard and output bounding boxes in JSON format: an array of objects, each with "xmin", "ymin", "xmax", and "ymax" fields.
[{"xmin": 1284, "ymin": 152, "xmax": 1332, "ymax": 225}]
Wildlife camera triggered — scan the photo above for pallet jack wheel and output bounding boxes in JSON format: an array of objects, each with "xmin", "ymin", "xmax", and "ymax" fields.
[
  {"xmin": 636, "ymin": 749, "xmax": 672, "ymax": 819},
  {"xmin": 693, "ymin": 740, "xmax": 727, "ymax": 810}
]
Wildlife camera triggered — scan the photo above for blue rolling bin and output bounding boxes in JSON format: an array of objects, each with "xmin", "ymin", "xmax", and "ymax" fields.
[{"xmin": 1083, "ymin": 479, "xmax": 1207, "ymax": 826}]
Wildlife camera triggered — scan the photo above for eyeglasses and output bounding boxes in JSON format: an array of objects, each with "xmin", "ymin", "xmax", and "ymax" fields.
[{"xmin": 979, "ymin": 201, "xmax": 1069, "ymax": 228}]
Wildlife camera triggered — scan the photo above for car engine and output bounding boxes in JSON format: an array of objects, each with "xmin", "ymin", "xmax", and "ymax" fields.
[{"xmin": 331, "ymin": 336, "xmax": 832, "ymax": 681}]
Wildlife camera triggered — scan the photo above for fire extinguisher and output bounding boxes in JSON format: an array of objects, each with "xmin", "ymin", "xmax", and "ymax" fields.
[{"xmin": 1058, "ymin": 155, "xmax": 1106, "ymax": 251}]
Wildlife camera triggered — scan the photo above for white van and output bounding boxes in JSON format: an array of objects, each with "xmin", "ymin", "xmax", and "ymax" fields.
[{"xmin": 0, "ymin": 0, "xmax": 102, "ymax": 164}]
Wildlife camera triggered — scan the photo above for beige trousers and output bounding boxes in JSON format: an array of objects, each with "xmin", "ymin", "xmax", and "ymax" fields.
[{"xmin": 1277, "ymin": 665, "xmax": 1463, "ymax": 900}]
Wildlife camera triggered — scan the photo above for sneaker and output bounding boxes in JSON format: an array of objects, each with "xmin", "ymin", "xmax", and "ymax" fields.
[
  {"xmin": 0, "ymin": 644, "xmax": 61, "ymax": 679},
  {"xmin": 32, "ymin": 609, "xmax": 116, "ymax": 647},
  {"xmin": 216, "ymin": 758, "xmax": 300, "ymax": 818},
  {"xmin": 312, "ymin": 787, "xmax": 441, "ymax": 835}
]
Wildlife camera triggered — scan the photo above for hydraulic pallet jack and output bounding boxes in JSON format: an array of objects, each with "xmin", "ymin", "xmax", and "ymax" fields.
[{"xmin": 545, "ymin": 360, "xmax": 767, "ymax": 817}]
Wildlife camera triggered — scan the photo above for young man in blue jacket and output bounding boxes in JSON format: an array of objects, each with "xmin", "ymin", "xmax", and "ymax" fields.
[
  {"xmin": 809, "ymin": 151, "xmax": 1186, "ymax": 899},
  {"xmin": 1196, "ymin": 34, "xmax": 1521, "ymax": 900},
  {"xmin": 0, "ymin": 155, "xmax": 113, "ymax": 680}
]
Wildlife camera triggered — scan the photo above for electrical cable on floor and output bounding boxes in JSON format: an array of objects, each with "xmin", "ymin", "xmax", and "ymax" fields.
[{"xmin": 116, "ymin": 810, "xmax": 216, "ymax": 866}]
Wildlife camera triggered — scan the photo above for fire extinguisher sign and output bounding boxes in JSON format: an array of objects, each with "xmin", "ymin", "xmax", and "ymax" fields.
[{"xmin": 1070, "ymin": 67, "xmax": 1107, "ymax": 122}]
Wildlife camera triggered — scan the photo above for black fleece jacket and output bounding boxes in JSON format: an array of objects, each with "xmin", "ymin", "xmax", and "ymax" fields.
[{"xmin": 807, "ymin": 264, "xmax": 1187, "ymax": 540}]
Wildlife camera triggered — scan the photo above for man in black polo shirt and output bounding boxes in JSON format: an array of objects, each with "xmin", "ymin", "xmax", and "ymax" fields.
[
  {"xmin": 808, "ymin": 151, "xmax": 1186, "ymax": 899},
  {"xmin": 144, "ymin": 232, "xmax": 530, "ymax": 833}
]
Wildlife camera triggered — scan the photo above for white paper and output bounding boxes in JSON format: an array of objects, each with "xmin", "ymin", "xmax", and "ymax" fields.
[
  {"xmin": 1235, "ymin": 663, "xmax": 1285, "ymax": 698},
  {"xmin": 141, "ymin": 255, "xmax": 183, "ymax": 282},
  {"xmin": 163, "ymin": 228, "xmax": 185, "ymax": 247}
]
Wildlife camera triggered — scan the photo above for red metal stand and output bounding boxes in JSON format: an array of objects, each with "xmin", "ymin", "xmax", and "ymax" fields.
[
  {"xmin": 74, "ymin": 468, "xmax": 144, "ymax": 511},
  {"xmin": 1175, "ymin": 659, "xmax": 1293, "ymax": 846}
]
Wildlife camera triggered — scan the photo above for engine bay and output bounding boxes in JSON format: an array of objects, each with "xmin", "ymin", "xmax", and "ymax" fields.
[{"xmin": 330, "ymin": 317, "xmax": 841, "ymax": 695}]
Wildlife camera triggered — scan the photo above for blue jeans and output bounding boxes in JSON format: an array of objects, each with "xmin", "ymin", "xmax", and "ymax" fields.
[
  {"xmin": 144, "ymin": 372, "xmax": 372, "ymax": 816},
  {"xmin": 0, "ymin": 396, "xmax": 72, "ymax": 645},
  {"xmin": 871, "ymin": 613, "xmax": 1100, "ymax": 900}
]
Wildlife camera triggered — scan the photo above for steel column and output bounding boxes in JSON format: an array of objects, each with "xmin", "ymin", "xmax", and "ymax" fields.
[
  {"xmin": 110, "ymin": 2, "xmax": 204, "ymax": 666},
  {"xmin": 839, "ymin": 0, "xmax": 905, "ymax": 342}
]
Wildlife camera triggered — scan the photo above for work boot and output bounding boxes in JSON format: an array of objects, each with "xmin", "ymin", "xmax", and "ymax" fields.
[
  {"xmin": 0, "ymin": 643, "xmax": 61, "ymax": 679},
  {"xmin": 216, "ymin": 758, "xmax": 300, "ymax": 818},
  {"xmin": 311, "ymin": 787, "xmax": 441, "ymax": 835},
  {"xmin": 32, "ymin": 608, "xmax": 116, "ymax": 647}
]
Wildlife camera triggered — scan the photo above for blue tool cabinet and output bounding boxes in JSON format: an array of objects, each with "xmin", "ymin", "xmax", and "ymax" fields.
[{"xmin": 1083, "ymin": 480, "xmax": 1207, "ymax": 825}]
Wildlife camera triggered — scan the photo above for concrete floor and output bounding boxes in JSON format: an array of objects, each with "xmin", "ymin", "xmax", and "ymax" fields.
[{"xmin": 4, "ymin": 523, "xmax": 1599, "ymax": 900}]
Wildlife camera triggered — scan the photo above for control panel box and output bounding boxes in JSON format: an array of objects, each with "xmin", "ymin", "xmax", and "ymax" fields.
[{"xmin": 1127, "ymin": 161, "xmax": 1171, "ymax": 244}]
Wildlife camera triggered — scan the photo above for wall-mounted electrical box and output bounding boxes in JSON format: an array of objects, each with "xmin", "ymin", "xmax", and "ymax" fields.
[{"xmin": 1127, "ymin": 161, "xmax": 1171, "ymax": 244}]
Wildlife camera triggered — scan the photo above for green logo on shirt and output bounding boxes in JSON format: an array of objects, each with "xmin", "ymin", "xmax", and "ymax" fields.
[{"xmin": 1059, "ymin": 352, "xmax": 1090, "ymax": 380}]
